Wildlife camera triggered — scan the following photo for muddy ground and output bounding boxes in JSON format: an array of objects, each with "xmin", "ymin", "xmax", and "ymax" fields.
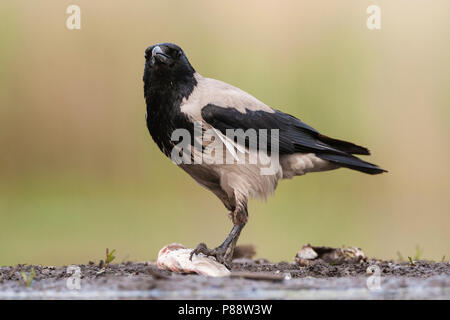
[{"xmin": 1, "ymin": 253, "xmax": 449, "ymax": 299}]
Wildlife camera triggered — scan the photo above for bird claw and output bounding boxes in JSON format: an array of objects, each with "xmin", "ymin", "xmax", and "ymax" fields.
[{"xmin": 190, "ymin": 243, "xmax": 231, "ymax": 269}]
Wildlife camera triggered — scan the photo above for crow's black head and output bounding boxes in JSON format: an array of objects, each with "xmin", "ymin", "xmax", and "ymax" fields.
[
  {"xmin": 143, "ymin": 43, "xmax": 197, "ymax": 156},
  {"xmin": 144, "ymin": 43, "xmax": 195, "ymax": 88}
]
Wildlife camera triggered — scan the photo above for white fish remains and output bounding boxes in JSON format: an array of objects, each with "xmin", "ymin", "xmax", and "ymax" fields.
[{"xmin": 156, "ymin": 243, "xmax": 230, "ymax": 277}]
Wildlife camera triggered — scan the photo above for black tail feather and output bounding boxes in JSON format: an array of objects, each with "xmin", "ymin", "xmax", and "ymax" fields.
[
  {"xmin": 318, "ymin": 153, "xmax": 386, "ymax": 175},
  {"xmin": 317, "ymin": 134, "xmax": 370, "ymax": 155}
]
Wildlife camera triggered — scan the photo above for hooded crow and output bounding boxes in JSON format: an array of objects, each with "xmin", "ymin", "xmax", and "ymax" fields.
[{"xmin": 143, "ymin": 43, "xmax": 386, "ymax": 267}]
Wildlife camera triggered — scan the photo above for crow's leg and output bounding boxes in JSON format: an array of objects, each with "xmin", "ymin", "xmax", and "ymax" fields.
[
  {"xmin": 189, "ymin": 223, "xmax": 245, "ymax": 269},
  {"xmin": 190, "ymin": 204, "xmax": 248, "ymax": 268}
]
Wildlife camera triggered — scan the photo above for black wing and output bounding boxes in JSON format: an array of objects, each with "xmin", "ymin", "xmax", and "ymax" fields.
[{"xmin": 201, "ymin": 104, "xmax": 386, "ymax": 174}]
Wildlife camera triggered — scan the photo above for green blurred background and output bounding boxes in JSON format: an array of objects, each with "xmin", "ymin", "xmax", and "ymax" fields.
[{"xmin": 0, "ymin": 0, "xmax": 449, "ymax": 266}]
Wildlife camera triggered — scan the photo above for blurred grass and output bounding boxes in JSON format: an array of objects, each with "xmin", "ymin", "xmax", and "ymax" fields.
[{"xmin": 0, "ymin": 0, "xmax": 449, "ymax": 265}]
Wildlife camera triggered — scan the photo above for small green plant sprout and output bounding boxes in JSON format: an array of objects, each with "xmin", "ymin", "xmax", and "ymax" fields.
[
  {"xmin": 98, "ymin": 248, "xmax": 116, "ymax": 269},
  {"xmin": 105, "ymin": 248, "xmax": 116, "ymax": 267},
  {"xmin": 414, "ymin": 245, "xmax": 423, "ymax": 261},
  {"xmin": 21, "ymin": 268, "xmax": 35, "ymax": 287},
  {"xmin": 442, "ymin": 255, "xmax": 446, "ymax": 262},
  {"xmin": 408, "ymin": 256, "xmax": 416, "ymax": 267}
]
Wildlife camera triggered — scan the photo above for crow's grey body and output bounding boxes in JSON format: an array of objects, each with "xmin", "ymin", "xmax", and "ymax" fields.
[{"xmin": 178, "ymin": 73, "xmax": 337, "ymax": 224}]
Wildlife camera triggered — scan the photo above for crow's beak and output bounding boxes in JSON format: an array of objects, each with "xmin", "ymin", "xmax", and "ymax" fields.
[
  {"xmin": 152, "ymin": 46, "xmax": 170, "ymax": 64},
  {"xmin": 152, "ymin": 46, "xmax": 163, "ymax": 56}
]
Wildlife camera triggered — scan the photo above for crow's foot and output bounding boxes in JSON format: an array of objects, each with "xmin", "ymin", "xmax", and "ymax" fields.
[{"xmin": 189, "ymin": 242, "xmax": 231, "ymax": 269}]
